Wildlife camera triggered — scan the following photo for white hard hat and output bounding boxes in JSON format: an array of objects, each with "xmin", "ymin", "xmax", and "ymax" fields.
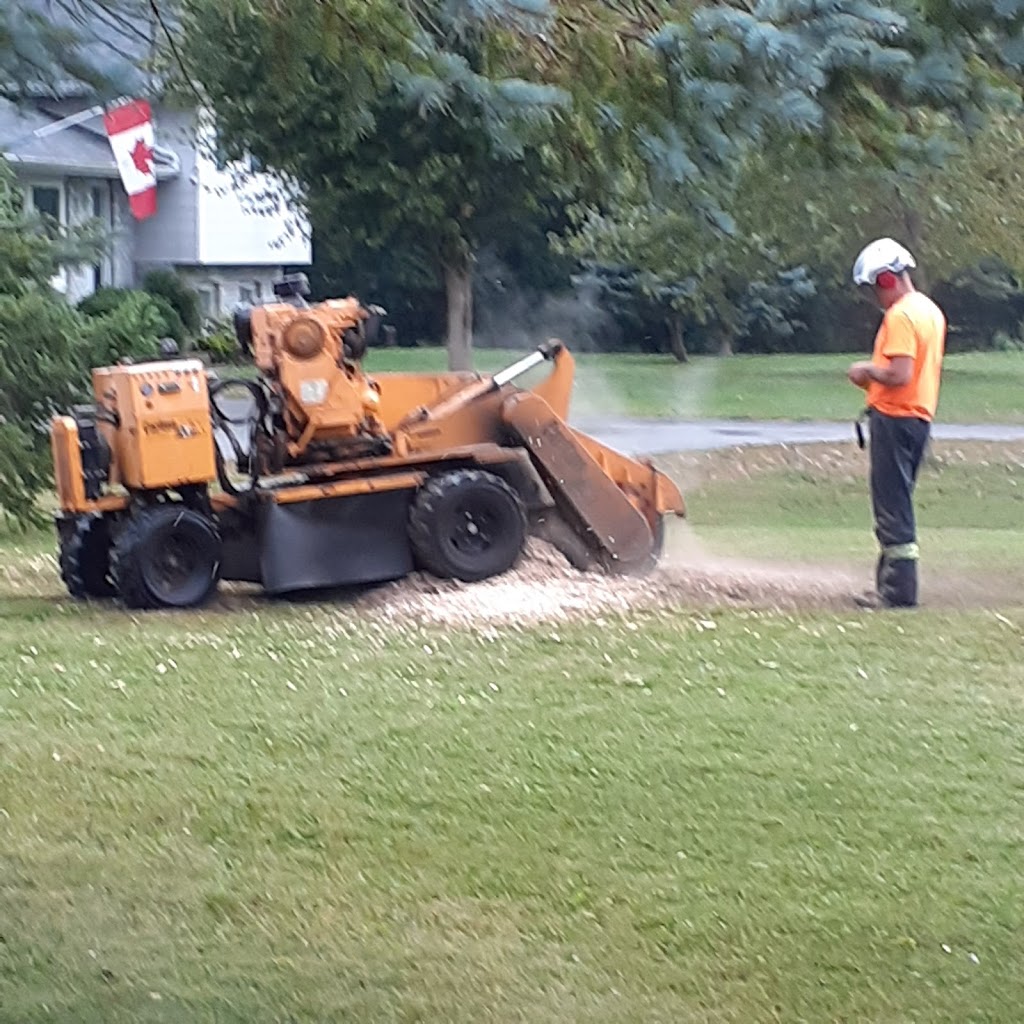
[{"xmin": 852, "ymin": 237, "xmax": 916, "ymax": 285}]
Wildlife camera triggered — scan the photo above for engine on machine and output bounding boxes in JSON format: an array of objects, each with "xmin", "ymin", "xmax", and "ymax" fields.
[{"xmin": 229, "ymin": 273, "xmax": 393, "ymax": 473}]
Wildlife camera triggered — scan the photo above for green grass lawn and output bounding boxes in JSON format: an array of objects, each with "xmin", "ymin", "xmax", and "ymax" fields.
[
  {"xmin": 357, "ymin": 348, "xmax": 1024, "ymax": 422},
  {"xmin": 666, "ymin": 439, "xmax": 1024, "ymax": 581},
  {"xmin": 2, "ymin": 441, "xmax": 1023, "ymax": 1022}
]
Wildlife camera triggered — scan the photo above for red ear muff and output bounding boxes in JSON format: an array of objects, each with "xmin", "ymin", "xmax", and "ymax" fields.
[{"xmin": 875, "ymin": 270, "xmax": 897, "ymax": 289}]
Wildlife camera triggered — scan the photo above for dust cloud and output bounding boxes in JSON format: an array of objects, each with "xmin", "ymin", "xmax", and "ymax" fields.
[
  {"xmin": 472, "ymin": 249, "xmax": 621, "ymax": 355},
  {"xmin": 470, "ymin": 251, "xmax": 710, "ymax": 423}
]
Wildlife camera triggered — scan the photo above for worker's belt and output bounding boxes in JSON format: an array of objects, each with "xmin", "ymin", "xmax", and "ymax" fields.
[{"xmin": 854, "ymin": 407, "xmax": 870, "ymax": 449}]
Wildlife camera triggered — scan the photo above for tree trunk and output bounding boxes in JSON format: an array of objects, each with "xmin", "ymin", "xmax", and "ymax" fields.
[
  {"xmin": 718, "ymin": 332, "xmax": 733, "ymax": 357},
  {"xmin": 666, "ymin": 313, "xmax": 688, "ymax": 363},
  {"xmin": 897, "ymin": 190, "xmax": 929, "ymax": 292},
  {"xmin": 444, "ymin": 258, "xmax": 473, "ymax": 371}
]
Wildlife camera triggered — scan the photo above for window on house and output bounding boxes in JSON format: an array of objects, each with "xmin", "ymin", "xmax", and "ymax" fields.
[
  {"xmin": 29, "ymin": 185, "xmax": 63, "ymax": 237},
  {"xmin": 196, "ymin": 287, "xmax": 218, "ymax": 318},
  {"xmin": 238, "ymin": 284, "xmax": 255, "ymax": 305},
  {"xmin": 92, "ymin": 186, "xmax": 113, "ymax": 223}
]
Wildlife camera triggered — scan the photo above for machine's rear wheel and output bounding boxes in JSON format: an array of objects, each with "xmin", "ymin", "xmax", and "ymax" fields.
[
  {"xmin": 59, "ymin": 514, "xmax": 115, "ymax": 598},
  {"xmin": 409, "ymin": 469, "xmax": 527, "ymax": 582},
  {"xmin": 112, "ymin": 505, "xmax": 222, "ymax": 609}
]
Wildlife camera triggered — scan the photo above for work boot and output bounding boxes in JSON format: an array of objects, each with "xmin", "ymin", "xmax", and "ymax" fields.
[
  {"xmin": 852, "ymin": 589, "xmax": 885, "ymax": 610},
  {"xmin": 875, "ymin": 552, "xmax": 888, "ymax": 594},
  {"xmin": 879, "ymin": 558, "xmax": 918, "ymax": 608},
  {"xmin": 852, "ymin": 553, "xmax": 892, "ymax": 609}
]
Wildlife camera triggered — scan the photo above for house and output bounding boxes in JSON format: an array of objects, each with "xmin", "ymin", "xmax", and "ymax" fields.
[
  {"xmin": 1, "ymin": 94, "xmax": 312, "ymax": 318},
  {"xmin": 2, "ymin": 0, "xmax": 312, "ymax": 318}
]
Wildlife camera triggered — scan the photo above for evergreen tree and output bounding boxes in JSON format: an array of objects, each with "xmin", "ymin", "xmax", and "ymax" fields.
[
  {"xmin": 172, "ymin": 0, "xmax": 1024, "ymax": 366},
  {"xmin": 0, "ymin": 0, "xmax": 156, "ymax": 100},
  {"xmin": 560, "ymin": 0, "xmax": 1024, "ymax": 355}
]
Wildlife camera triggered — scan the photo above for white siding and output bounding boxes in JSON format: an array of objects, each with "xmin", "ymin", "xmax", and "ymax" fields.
[{"xmin": 194, "ymin": 120, "xmax": 310, "ymax": 267}]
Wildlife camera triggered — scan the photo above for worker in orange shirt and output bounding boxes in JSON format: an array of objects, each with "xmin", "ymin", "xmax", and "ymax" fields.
[{"xmin": 847, "ymin": 238, "xmax": 946, "ymax": 608}]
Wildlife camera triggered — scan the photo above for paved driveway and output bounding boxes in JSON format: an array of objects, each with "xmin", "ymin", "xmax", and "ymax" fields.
[{"xmin": 569, "ymin": 417, "xmax": 1024, "ymax": 455}]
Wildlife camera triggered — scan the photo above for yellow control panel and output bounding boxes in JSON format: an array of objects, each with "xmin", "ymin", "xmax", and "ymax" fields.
[{"xmin": 93, "ymin": 359, "xmax": 217, "ymax": 490}]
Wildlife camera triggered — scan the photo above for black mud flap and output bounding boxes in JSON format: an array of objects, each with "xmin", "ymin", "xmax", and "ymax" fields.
[
  {"xmin": 221, "ymin": 533, "xmax": 261, "ymax": 584},
  {"xmin": 258, "ymin": 490, "xmax": 415, "ymax": 595},
  {"xmin": 218, "ymin": 508, "xmax": 261, "ymax": 584}
]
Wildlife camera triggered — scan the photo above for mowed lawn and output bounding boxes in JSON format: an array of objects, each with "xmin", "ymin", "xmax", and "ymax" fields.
[
  {"xmin": 354, "ymin": 347, "xmax": 1024, "ymax": 423},
  {"xmin": 2, "ymin": 441, "xmax": 1023, "ymax": 1022},
  {"xmin": 660, "ymin": 438, "xmax": 1024, "ymax": 603}
]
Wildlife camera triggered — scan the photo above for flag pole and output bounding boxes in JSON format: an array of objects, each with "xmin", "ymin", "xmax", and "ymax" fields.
[{"xmin": 1, "ymin": 97, "xmax": 132, "ymax": 151}]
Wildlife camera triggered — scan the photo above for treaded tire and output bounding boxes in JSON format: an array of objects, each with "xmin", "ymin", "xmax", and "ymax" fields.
[
  {"xmin": 59, "ymin": 514, "xmax": 115, "ymax": 599},
  {"xmin": 409, "ymin": 469, "xmax": 527, "ymax": 582},
  {"xmin": 112, "ymin": 505, "xmax": 222, "ymax": 610}
]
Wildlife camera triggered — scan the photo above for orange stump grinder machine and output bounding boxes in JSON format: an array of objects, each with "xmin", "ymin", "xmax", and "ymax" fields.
[{"xmin": 50, "ymin": 275, "xmax": 685, "ymax": 609}]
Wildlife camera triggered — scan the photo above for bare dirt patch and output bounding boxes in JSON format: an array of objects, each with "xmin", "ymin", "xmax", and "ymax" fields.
[
  {"xmin": 348, "ymin": 531, "xmax": 864, "ymax": 628},
  {"xmin": 348, "ymin": 438, "xmax": 1024, "ymax": 627}
]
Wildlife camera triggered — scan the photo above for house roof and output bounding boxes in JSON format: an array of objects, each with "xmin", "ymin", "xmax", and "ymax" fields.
[{"xmin": 0, "ymin": 98, "xmax": 178, "ymax": 179}]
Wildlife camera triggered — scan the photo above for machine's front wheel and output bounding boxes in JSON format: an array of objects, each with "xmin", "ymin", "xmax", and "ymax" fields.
[
  {"xmin": 112, "ymin": 505, "xmax": 222, "ymax": 609},
  {"xmin": 59, "ymin": 514, "xmax": 115, "ymax": 598},
  {"xmin": 409, "ymin": 470, "xmax": 527, "ymax": 582}
]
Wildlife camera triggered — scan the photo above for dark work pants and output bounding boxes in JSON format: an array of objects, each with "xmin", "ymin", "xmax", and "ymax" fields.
[{"xmin": 868, "ymin": 409, "xmax": 930, "ymax": 606}]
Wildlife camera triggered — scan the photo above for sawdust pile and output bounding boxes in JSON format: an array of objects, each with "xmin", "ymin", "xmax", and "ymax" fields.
[
  {"xmin": 353, "ymin": 533, "xmax": 863, "ymax": 628},
  {"xmin": 348, "ymin": 442, "xmax": 885, "ymax": 627},
  {"xmin": 359, "ymin": 436, "xmax": 1023, "ymax": 628}
]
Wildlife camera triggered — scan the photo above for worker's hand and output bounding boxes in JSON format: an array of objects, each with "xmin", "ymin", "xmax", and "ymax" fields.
[{"xmin": 847, "ymin": 361, "xmax": 873, "ymax": 388}]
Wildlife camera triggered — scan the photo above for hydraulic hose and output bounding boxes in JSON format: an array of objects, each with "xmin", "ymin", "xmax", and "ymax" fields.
[{"xmin": 208, "ymin": 377, "xmax": 270, "ymax": 498}]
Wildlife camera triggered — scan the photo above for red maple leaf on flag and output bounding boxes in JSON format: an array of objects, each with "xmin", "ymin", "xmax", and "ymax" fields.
[{"xmin": 130, "ymin": 137, "xmax": 154, "ymax": 175}]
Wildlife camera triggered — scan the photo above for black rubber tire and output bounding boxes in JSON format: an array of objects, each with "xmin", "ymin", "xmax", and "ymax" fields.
[
  {"xmin": 409, "ymin": 469, "xmax": 527, "ymax": 582},
  {"xmin": 111, "ymin": 505, "xmax": 222, "ymax": 609},
  {"xmin": 59, "ymin": 514, "xmax": 115, "ymax": 599}
]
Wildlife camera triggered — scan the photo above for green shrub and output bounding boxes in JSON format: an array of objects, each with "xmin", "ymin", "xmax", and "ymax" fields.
[
  {"xmin": 195, "ymin": 329, "xmax": 240, "ymax": 363},
  {"xmin": 192, "ymin": 314, "xmax": 243, "ymax": 364},
  {"xmin": 145, "ymin": 294, "xmax": 185, "ymax": 344},
  {"xmin": 0, "ymin": 292, "xmax": 92, "ymax": 524},
  {"xmin": 991, "ymin": 329, "xmax": 1024, "ymax": 353},
  {"xmin": 82, "ymin": 291, "xmax": 164, "ymax": 368},
  {"xmin": 77, "ymin": 286, "xmax": 133, "ymax": 318},
  {"xmin": 79, "ymin": 286, "xmax": 185, "ymax": 343},
  {"xmin": 142, "ymin": 269, "xmax": 202, "ymax": 335}
]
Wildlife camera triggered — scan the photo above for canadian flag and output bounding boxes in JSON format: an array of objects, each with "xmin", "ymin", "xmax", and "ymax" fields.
[{"xmin": 103, "ymin": 99, "xmax": 158, "ymax": 219}]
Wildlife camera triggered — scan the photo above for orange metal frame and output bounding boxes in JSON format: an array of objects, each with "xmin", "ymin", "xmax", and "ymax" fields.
[{"xmin": 49, "ymin": 343, "xmax": 683, "ymax": 530}]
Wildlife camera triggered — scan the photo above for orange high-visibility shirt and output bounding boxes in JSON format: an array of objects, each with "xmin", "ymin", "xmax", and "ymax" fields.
[{"xmin": 867, "ymin": 291, "xmax": 946, "ymax": 421}]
